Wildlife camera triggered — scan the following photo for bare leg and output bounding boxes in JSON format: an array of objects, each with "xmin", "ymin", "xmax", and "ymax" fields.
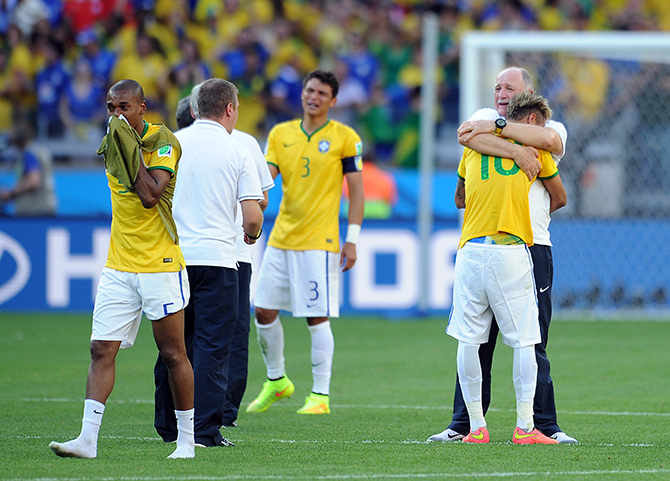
[
  {"xmin": 85, "ymin": 340, "xmax": 122, "ymax": 402},
  {"xmin": 255, "ymin": 307, "xmax": 279, "ymax": 325},
  {"xmin": 152, "ymin": 310, "xmax": 195, "ymax": 458},
  {"xmin": 152, "ymin": 310, "xmax": 194, "ymax": 410},
  {"xmin": 49, "ymin": 340, "xmax": 121, "ymax": 458}
]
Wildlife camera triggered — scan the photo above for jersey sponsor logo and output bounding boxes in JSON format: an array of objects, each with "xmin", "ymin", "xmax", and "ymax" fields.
[
  {"xmin": 157, "ymin": 145, "xmax": 172, "ymax": 157},
  {"xmin": 0, "ymin": 231, "xmax": 31, "ymax": 305},
  {"xmin": 318, "ymin": 140, "xmax": 330, "ymax": 153}
]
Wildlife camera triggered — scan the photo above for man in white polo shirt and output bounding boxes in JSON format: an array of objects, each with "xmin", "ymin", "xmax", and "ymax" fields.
[
  {"xmin": 154, "ymin": 78, "xmax": 264, "ymax": 447},
  {"xmin": 187, "ymin": 83, "xmax": 276, "ymax": 428}
]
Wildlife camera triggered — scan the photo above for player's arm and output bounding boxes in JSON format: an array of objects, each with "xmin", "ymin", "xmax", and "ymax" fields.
[
  {"xmin": 458, "ymin": 130, "xmax": 540, "ymax": 182},
  {"xmin": 259, "ymin": 191, "xmax": 269, "ymax": 212},
  {"xmin": 267, "ymin": 163, "xmax": 279, "ymax": 180},
  {"xmin": 0, "ymin": 169, "xmax": 41, "ymax": 202},
  {"xmin": 133, "ymin": 163, "xmax": 171, "ymax": 209},
  {"xmin": 500, "ymin": 122, "xmax": 563, "ymax": 155},
  {"xmin": 241, "ymin": 199, "xmax": 263, "ymax": 245},
  {"xmin": 460, "ymin": 119, "xmax": 562, "ymax": 155},
  {"xmin": 342, "ymin": 170, "xmax": 364, "ymax": 272},
  {"xmin": 541, "ymin": 174, "xmax": 567, "ymax": 213},
  {"xmin": 454, "ymin": 177, "xmax": 465, "ymax": 209}
]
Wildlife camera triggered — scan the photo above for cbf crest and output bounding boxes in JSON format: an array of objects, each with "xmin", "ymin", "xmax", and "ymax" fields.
[{"xmin": 318, "ymin": 139, "xmax": 331, "ymax": 153}]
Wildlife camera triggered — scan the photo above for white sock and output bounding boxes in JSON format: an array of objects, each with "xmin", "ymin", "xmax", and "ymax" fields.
[
  {"xmin": 169, "ymin": 408, "xmax": 195, "ymax": 459},
  {"xmin": 513, "ymin": 345, "xmax": 537, "ymax": 432},
  {"xmin": 80, "ymin": 399, "xmax": 104, "ymax": 445},
  {"xmin": 465, "ymin": 403, "xmax": 487, "ymax": 431},
  {"xmin": 50, "ymin": 399, "xmax": 103, "ymax": 458},
  {"xmin": 457, "ymin": 342, "xmax": 486, "ymax": 432},
  {"xmin": 308, "ymin": 321, "xmax": 334, "ymax": 395},
  {"xmin": 256, "ymin": 316, "xmax": 285, "ymax": 379}
]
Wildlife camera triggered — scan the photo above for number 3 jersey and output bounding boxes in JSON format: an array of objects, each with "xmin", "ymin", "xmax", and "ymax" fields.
[
  {"xmin": 457, "ymin": 144, "xmax": 558, "ymax": 248},
  {"xmin": 265, "ymin": 119, "xmax": 363, "ymax": 253}
]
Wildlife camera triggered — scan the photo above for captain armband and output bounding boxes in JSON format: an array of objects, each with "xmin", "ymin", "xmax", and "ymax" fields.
[{"xmin": 342, "ymin": 155, "xmax": 363, "ymax": 173}]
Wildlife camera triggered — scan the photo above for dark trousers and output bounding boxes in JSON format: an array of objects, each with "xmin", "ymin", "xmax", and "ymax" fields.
[
  {"xmin": 222, "ymin": 261, "xmax": 251, "ymax": 426},
  {"xmin": 154, "ymin": 265, "xmax": 238, "ymax": 446},
  {"xmin": 448, "ymin": 244, "xmax": 561, "ymax": 436}
]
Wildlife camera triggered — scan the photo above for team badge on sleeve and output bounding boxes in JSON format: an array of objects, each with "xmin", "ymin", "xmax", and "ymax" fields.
[
  {"xmin": 355, "ymin": 142, "xmax": 363, "ymax": 171},
  {"xmin": 355, "ymin": 155, "xmax": 363, "ymax": 171},
  {"xmin": 158, "ymin": 145, "xmax": 173, "ymax": 157}
]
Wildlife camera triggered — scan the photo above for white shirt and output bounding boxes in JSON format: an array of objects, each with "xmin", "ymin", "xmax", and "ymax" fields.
[
  {"xmin": 231, "ymin": 129, "xmax": 275, "ymax": 263},
  {"xmin": 468, "ymin": 108, "xmax": 568, "ymax": 246},
  {"xmin": 173, "ymin": 119, "xmax": 264, "ymax": 268}
]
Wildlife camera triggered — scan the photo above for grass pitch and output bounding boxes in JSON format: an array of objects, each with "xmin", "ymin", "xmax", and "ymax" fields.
[{"xmin": 0, "ymin": 313, "xmax": 668, "ymax": 480}]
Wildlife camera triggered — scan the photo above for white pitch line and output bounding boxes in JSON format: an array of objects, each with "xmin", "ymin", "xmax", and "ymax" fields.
[
  {"xmin": 4, "ymin": 468, "xmax": 670, "ymax": 481},
  {"xmin": 12, "ymin": 434, "xmax": 670, "ymax": 448},
  {"xmin": 16, "ymin": 398, "xmax": 670, "ymax": 418}
]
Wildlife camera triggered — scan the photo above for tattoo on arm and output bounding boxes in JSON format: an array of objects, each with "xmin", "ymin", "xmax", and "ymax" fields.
[{"xmin": 455, "ymin": 178, "xmax": 465, "ymax": 207}]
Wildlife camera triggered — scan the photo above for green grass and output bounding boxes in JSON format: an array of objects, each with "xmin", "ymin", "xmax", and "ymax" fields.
[{"xmin": 1, "ymin": 313, "xmax": 669, "ymax": 480}]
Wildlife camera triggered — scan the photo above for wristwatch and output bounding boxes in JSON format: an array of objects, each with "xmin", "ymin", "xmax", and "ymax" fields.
[{"xmin": 494, "ymin": 118, "xmax": 507, "ymax": 135}]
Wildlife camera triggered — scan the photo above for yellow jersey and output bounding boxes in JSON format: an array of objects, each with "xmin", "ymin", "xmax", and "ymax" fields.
[
  {"xmin": 457, "ymin": 144, "xmax": 558, "ymax": 248},
  {"xmin": 266, "ymin": 118, "xmax": 363, "ymax": 253},
  {"xmin": 105, "ymin": 122, "xmax": 184, "ymax": 272}
]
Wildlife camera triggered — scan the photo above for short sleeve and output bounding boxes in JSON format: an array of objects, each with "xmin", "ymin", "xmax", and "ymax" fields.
[
  {"xmin": 23, "ymin": 151, "xmax": 41, "ymax": 175},
  {"xmin": 147, "ymin": 144, "xmax": 178, "ymax": 176},
  {"xmin": 264, "ymin": 126, "xmax": 279, "ymax": 171},
  {"xmin": 457, "ymin": 150, "xmax": 468, "ymax": 179},
  {"xmin": 537, "ymin": 150, "xmax": 559, "ymax": 179},
  {"xmin": 545, "ymin": 119, "xmax": 567, "ymax": 163},
  {"xmin": 468, "ymin": 108, "xmax": 499, "ymax": 122},
  {"xmin": 238, "ymin": 152, "xmax": 264, "ymax": 202},
  {"xmin": 341, "ymin": 128, "xmax": 363, "ymax": 174}
]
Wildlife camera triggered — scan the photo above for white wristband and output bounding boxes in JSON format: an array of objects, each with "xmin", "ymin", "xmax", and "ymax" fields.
[{"xmin": 345, "ymin": 224, "xmax": 361, "ymax": 245}]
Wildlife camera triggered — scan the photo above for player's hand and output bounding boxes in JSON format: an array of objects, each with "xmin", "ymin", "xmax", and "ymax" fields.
[
  {"xmin": 457, "ymin": 120, "xmax": 494, "ymax": 142},
  {"xmin": 340, "ymin": 242, "xmax": 357, "ymax": 272},
  {"xmin": 515, "ymin": 146, "xmax": 541, "ymax": 181}
]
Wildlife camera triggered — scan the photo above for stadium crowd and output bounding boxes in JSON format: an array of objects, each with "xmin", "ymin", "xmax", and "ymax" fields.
[{"xmin": 0, "ymin": 0, "xmax": 668, "ymax": 168}]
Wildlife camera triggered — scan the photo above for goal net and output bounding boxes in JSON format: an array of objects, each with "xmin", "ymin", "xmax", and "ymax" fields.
[{"xmin": 460, "ymin": 31, "xmax": 670, "ymax": 316}]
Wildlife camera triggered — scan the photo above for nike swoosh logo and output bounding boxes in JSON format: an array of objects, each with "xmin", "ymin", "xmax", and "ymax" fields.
[
  {"xmin": 514, "ymin": 431, "xmax": 539, "ymax": 440},
  {"xmin": 275, "ymin": 387, "xmax": 290, "ymax": 397},
  {"xmin": 307, "ymin": 303, "xmax": 317, "ymax": 308},
  {"xmin": 284, "ymin": 142, "xmax": 299, "ymax": 148},
  {"xmin": 539, "ymin": 286, "xmax": 549, "ymax": 293},
  {"xmin": 93, "ymin": 410, "xmax": 103, "ymax": 415},
  {"xmin": 470, "ymin": 431, "xmax": 485, "ymax": 440}
]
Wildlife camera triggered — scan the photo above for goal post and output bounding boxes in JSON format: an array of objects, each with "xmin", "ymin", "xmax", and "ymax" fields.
[{"xmin": 460, "ymin": 31, "xmax": 670, "ymax": 122}]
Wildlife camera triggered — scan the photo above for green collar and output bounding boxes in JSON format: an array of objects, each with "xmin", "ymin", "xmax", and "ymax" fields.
[
  {"xmin": 300, "ymin": 119, "xmax": 330, "ymax": 141},
  {"xmin": 140, "ymin": 120, "xmax": 148, "ymax": 138}
]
